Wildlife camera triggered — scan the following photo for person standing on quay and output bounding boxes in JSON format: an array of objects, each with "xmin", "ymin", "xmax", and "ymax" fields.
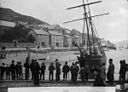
[
  {"xmin": 74, "ymin": 62, "xmax": 79, "ymax": 82},
  {"xmin": 107, "ymin": 59, "xmax": 115, "ymax": 85},
  {"xmin": 84, "ymin": 65, "xmax": 89, "ymax": 81},
  {"xmin": 10, "ymin": 60, "xmax": 16, "ymax": 80},
  {"xmin": 48, "ymin": 63, "xmax": 55, "ymax": 81},
  {"xmin": 70, "ymin": 62, "xmax": 79, "ymax": 82},
  {"xmin": 15, "ymin": 62, "xmax": 19, "ymax": 80},
  {"xmin": 93, "ymin": 69, "xmax": 105, "ymax": 86},
  {"xmin": 100, "ymin": 63, "xmax": 106, "ymax": 81},
  {"xmin": 0, "ymin": 63, "xmax": 5, "ymax": 80},
  {"xmin": 40, "ymin": 62, "xmax": 46, "ymax": 80},
  {"xmin": 33, "ymin": 60, "xmax": 40, "ymax": 86},
  {"xmin": 30, "ymin": 59, "xmax": 34, "ymax": 80},
  {"xmin": 79, "ymin": 67, "xmax": 86, "ymax": 82},
  {"xmin": 6, "ymin": 64, "xmax": 10, "ymax": 80},
  {"xmin": 62, "ymin": 61, "xmax": 69, "ymax": 81},
  {"xmin": 24, "ymin": 59, "xmax": 30, "ymax": 80},
  {"xmin": 55, "ymin": 59, "xmax": 61, "ymax": 81},
  {"xmin": 70, "ymin": 62, "xmax": 75, "ymax": 81},
  {"xmin": 119, "ymin": 60, "xmax": 127, "ymax": 83},
  {"xmin": 18, "ymin": 62, "xmax": 23, "ymax": 80}
]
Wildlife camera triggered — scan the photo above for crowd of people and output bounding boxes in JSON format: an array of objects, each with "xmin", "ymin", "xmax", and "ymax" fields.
[{"xmin": 0, "ymin": 57, "xmax": 128, "ymax": 86}]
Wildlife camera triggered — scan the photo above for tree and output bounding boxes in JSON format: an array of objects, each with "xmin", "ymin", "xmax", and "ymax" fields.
[{"xmin": 27, "ymin": 34, "xmax": 35, "ymax": 42}]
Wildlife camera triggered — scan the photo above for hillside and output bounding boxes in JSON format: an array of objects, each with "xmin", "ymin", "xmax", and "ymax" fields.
[{"xmin": 0, "ymin": 7, "xmax": 49, "ymax": 25}]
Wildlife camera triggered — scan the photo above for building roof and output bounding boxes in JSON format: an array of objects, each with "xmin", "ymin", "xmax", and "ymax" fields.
[
  {"xmin": 49, "ymin": 31, "xmax": 63, "ymax": 36},
  {"xmin": 42, "ymin": 24, "xmax": 64, "ymax": 30},
  {"xmin": 65, "ymin": 34, "xmax": 71, "ymax": 38},
  {"xmin": 33, "ymin": 29, "xmax": 49, "ymax": 35},
  {"xmin": 74, "ymin": 35, "xmax": 82, "ymax": 39},
  {"xmin": 0, "ymin": 20, "xmax": 16, "ymax": 27}
]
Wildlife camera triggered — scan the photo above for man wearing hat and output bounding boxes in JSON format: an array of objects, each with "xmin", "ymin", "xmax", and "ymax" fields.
[
  {"xmin": 107, "ymin": 59, "xmax": 115, "ymax": 85},
  {"xmin": 33, "ymin": 59, "xmax": 40, "ymax": 86},
  {"xmin": 93, "ymin": 68, "xmax": 105, "ymax": 86}
]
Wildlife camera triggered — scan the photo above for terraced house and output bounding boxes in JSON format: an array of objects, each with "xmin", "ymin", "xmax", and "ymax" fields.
[
  {"xmin": 63, "ymin": 28, "xmax": 72, "ymax": 47},
  {"xmin": 29, "ymin": 28, "xmax": 50, "ymax": 47},
  {"xmin": 46, "ymin": 25, "xmax": 64, "ymax": 47}
]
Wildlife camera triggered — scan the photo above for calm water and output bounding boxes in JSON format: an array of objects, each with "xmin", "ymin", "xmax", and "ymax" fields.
[
  {"xmin": 105, "ymin": 49, "xmax": 128, "ymax": 80},
  {"xmin": 1, "ymin": 49, "xmax": 128, "ymax": 80}
]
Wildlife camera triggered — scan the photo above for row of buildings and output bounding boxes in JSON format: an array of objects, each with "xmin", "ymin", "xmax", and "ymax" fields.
[
  {"xmin": 0, "ymin": 20, "xmax": 83, "ymax": 48},
  {"xmin": 0, "ymin": 20, "xmax": 116, "ymax": 49},
  {"xmin": 29, "ymin": 24, "xmax": 82, "ymax": 48}
]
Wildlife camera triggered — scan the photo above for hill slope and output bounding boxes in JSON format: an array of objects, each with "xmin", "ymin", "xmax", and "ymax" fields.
[{"xmin": 0, "ymin": 7, "xmax": 49, "ymax": 25}]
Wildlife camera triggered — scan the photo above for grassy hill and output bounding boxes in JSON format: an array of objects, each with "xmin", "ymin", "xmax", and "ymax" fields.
[{"xmin": 0, "ymin": 7, "xmax": 49, "ymax": 25}]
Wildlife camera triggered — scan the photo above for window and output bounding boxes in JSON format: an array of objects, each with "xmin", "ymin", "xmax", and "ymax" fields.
[
  {"xmin": 41, "ymin": 42, "xmax": 45, "ymax": 47},
  {"xmin": 56, "ymin": 43, "xmax": 59, "ymax": 47}
]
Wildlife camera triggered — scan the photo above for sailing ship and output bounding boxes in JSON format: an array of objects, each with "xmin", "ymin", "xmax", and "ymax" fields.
[{"xmin": 64, "ymin": 0, "xmax": 108, "ymax": 78}]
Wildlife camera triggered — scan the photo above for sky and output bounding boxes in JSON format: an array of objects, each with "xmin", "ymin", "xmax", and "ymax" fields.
[{"xmin": 1, "ymin": 0, "xmax": 128, "ymax": 42}]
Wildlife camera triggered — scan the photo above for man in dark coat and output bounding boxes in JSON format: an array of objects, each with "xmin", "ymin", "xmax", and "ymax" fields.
[
  {"xmin": 40, "ymin": 62, "xmax": 46, "ymax": 80},
  {"xmin": 24, "ymin": 60, "xmax": 30, "ymax": 80},
  {"xmin": 93, "ymin": 69, "xmax": 105, "ymax": 86},
  {"xmin": 0, "ymin": 63, "xmax": 5, "ymax": 80},
  {"xmin": 18, "ymin": 62, "xmax": 22, "ymax": 80},
  {"xmin": 70, "ymin": 62, "xmax": 79, "ymax": 82},
  {"xmin": 10, "ymin": 60, "xmax": 16, "ymax": 80},
  {"xmin": 73, "ymin": 62, "xmax": 79, "ymax": 82},
  {"xmin": 30, "ymin": 59, "xmax": 34, "ymax": 80},
  {"xmin": 6, "ymin": 64, "xmax": 10, "ymax": 80},
  {"xmin": 62, "ymin": 61, "xmax": 69, "ymax": 81},
  {"xmin": 15, "ymin": 62, "xmax": 23, "ymax": 80},
  {"xmin": 55, "ymin": 59, "xmax": 61, "ymax": 81},
  {"xmin": 15, "ymin": 62, "xmax": 19, "ymax": 80},
  {"xmin": 48, "ymin": 63, "xmax": 55, "ymax": 80},
  {"xmin": 79, "ymin": 67, "xmax": 86, "ymax": 82},
  {"xmin": 33, "ymin": 60, "xmax": 40, "ymax": 86},
  {"xmin": 70, "ymin": 62, "xmax": 75, "ymax": 81},
  {"xmin": 119, "ymin": 60, "xmax": 127, "ymax": 83},
  {"xmin": 107, "ymin": 59, "xmax": 115, "ymax": 85}
]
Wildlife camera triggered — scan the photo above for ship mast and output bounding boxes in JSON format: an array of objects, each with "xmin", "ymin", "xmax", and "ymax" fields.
[{"xmin": 64, "ymin": 0, "xmax": 109, "ymax": 56}]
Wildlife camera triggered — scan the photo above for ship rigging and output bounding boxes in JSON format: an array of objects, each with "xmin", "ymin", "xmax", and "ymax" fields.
[{"xmin": 64, "ymin": 0, "xmax": 109, "ymax": 78}]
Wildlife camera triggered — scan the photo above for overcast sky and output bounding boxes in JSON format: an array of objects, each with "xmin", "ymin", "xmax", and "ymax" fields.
[{"xmin": 1, "ymin": 0, "xmax": 128, "ymax": 42}]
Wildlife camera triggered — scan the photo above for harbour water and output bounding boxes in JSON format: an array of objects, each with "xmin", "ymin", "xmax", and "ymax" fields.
[{"xmin": 0, "ymin": 49, "xmax": 128, "ymax": 80}]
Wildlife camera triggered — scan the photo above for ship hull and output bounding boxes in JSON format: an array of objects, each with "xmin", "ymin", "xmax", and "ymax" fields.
[{"xmin": 78, "ymin": 54, "xmax": 106, "ymax": 78}]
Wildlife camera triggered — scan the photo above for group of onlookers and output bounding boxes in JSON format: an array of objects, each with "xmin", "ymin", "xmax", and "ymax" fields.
[{"xmin": 0, "ymin": 58, "xmax": 128, "ymax": 86}]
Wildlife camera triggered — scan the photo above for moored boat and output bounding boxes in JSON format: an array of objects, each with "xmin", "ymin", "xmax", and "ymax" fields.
[{"xmin": 65, "ymin": 0, "xmax": 108, "ymax": 78}]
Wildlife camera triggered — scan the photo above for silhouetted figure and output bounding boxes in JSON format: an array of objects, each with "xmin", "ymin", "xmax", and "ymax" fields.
[
  {"xmin": 10, "ymin": 60, "xmax": 16, "ymax": 80},
  {"xmin": 30, "ymin": 59, "xmax": 34, "ymax": 80},
  {"xmin": 24, "ymin": 60, "xmax": 30, "ymax": 80},
  {"xmin": 70, "ymin": 62, "xmax": 79, "ymax": 82},
  {"xmin": 70, "ymin": 62, "xmax": 75, "ymax": 81},
  {"xmin": 93, "ymin": 69, "xmax": 105, "ymax": 86},
  {"xmin": 48, "ymin": 63, "xmax": 55, "ymax": 80},
  {"xmin": 0, "ymin": 63, "xmax": 5, "ymax": 80},
  {"xmin": 62, "ymin": 61, "xmax": 69, "ymax": 81},
  {"xmin": 100, "ymin": 63, "xmax": 106, "ymax": 81},
  {"xmin": 55, "ymin": 59, "xmax": 61, "ymax": 81},
  {"xmin": 79, "ymin": 67, "xmax": 86, "ymax": 81},
  {"xmin": 33, "ymin": 60, "xmax": 40, "ymax": 86},
  {"xmin": 40, "ymin": 62, "xmax": 46, "ymax": 80},
  {"xmin": 15, "ymin": 62, "xmax": 22, "ymax": 80},
  {"xmin": 18, "ymin": 62, "xmax": 23, "ymax": 80},
  {"xmin": 15, "ymin": 62, "xmax": 19, "ymax": 79},
  {"xmin": 119, "ymin": 60, "xmax": 127, "ymax": 83},
  {"xmin": 6, "ymin": 64, "xmax": 10, "ymax": 80},
  {"xmin": 107, "ymin": 59, "xmax": 115, "ymax": 85},
  {"xmin": 84, "ymin": 65, "xmax": 89, "ymax": 81}
]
